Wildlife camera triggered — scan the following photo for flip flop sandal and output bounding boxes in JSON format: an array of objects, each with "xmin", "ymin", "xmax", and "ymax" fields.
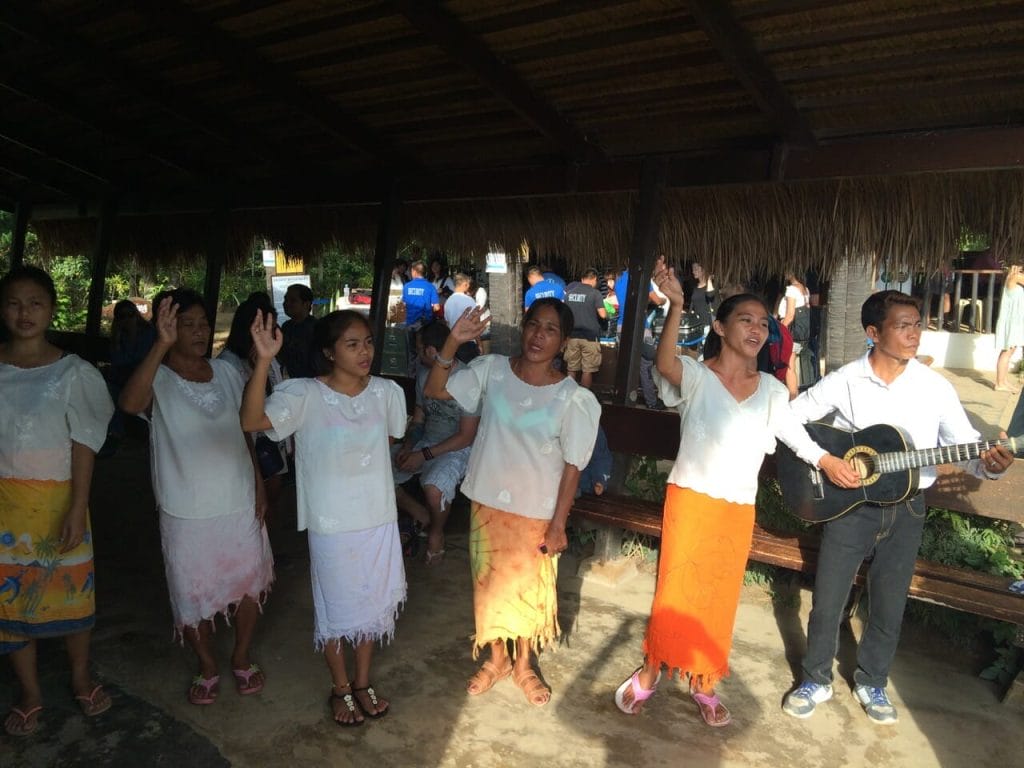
[
  {"xmin": 466, "ymin": 660, "xmax": 512, "ymax": 695},
  {"xmin": 188, "ymin": 675, "xmax": 220, "ymax": 706},
  {"xmin": 513, "ymin": 668, "xmax": 551, "ymax": 707},
  {"xmin": 75, "ymin": 684, "xmax": 112, "ymax": 716},
  {"xmin": 232, "ymin": 664, "xmax": 265, "ymax": 695},
  {"xmin": 692, "ymin": 691, "xmax": 732, "ymax": 727},
  {"xmin": 353, "ymin": 685, "xmax": 388, "ymax": 718},
  {"xmin": 424, "ymin": 548, "xmax": 446, "ymax": 565},
  {"xmin": 4, "ymin": 705, "xmax": 42, "ymax": 737},
  {"xmin": 614, "ymin": 667, "xmax": 661, "ymax": 715},
  {"xmin": 328, "ymin": 688, "xmax": 364, "ymax": 727}
]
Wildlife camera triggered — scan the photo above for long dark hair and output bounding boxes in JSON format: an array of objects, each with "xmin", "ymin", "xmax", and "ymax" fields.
[
  {"xmin": 702, "ymin": 292, "xmax": 770, "ymax": 361},
  {"xmin": 225, "ymin": 295, "xmax": 275, "ymax": 361}
]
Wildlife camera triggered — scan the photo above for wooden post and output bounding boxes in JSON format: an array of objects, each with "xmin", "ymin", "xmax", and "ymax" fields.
[
  {"xmin": 488, "ymin": 246, "xmax": 523, "ymax": 356},
  {"xmin": 370, "ymin": 182, "xmax": 401, "ymax": 375},
  {"xmin": 10, "ymin": 200, "xmax": 31, "ymax": 269},
  {"xmin": 85, "ymin": 197, "xmax": 115, "ymax": 337},
  {"xmin": 614, "ymin": 158, "xmax": 666, "ymax": 404},
  {"xmin": 203, "ymin": 210, "xmax": 228, "ymax": 344}
]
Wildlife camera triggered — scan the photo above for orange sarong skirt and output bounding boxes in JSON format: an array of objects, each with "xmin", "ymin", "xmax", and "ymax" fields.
[
  {"xmin": 643, "ymin": 484, "xmax": 755, "ymax": 690},
  {"xmin": 469, "ymin": 502, "xmax": 559, "ymax": 659}
]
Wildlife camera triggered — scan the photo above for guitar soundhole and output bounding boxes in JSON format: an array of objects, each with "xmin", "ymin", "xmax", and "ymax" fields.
[{"xmin": 846, "ymin": 448, "xmax": 880, "ymax": 486}]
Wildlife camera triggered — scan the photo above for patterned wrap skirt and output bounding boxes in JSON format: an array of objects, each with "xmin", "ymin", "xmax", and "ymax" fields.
[
  {"xmin": 469, "ymin": 502, "xmax": 559, "ymax": 659},
  {"xmin": 643, "ymin": 485, "xmax": 755, "ymax": 691},
  {"xmin": 0, "ymin": 478, "xmax": 95, "ymax": 653},
  {"xmin": 159, "ymin": 506, "xmax": 274, "ymax": 641}
]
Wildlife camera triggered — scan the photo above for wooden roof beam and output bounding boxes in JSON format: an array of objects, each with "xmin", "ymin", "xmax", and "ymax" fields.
[
  {"xmin": 0, "ymin": 63, "xmax": 240, "ymax": 191},
  {"xmin": 141, "ymin": 0, "xmax": 417, "ymax": 169},
  {"xmin": 685, "ymin": 0, "xmax": 814, "ymax": 146},
  {"xmin": 0, "ymin": 3, "xmax": 307, "ymax": 173},
  {"xmin": 391, "ymin": 0, "xmax": 606, "ymax": 164}
]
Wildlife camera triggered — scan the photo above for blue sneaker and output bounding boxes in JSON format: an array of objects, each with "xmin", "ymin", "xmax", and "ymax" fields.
[
  {"xmin": 782, "ymin": 681, "xmax": 833, "ymax": 718},
  {"xmin": 853, "ymin": 685, "xmax": 898, "ymax": 725}
]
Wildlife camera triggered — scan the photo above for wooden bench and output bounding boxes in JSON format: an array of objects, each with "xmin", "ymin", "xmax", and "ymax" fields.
[{"xmin": 571, "ymin": 403, "xmax": 1024, "ymax": 700}]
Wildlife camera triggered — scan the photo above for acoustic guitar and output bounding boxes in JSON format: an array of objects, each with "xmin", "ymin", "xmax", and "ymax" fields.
[{"xmin": 776, "ymin": 422, "xmax": 1021, "ymax": 523}]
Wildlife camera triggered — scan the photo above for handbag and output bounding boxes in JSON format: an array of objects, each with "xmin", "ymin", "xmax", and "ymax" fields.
[
  {"xmin": 254, "ymin": 434, "xmax": 285, "ymax": 479},
  {"xmin": 790, "ymin": 305, "xmax": 812, "ymax": 344}
]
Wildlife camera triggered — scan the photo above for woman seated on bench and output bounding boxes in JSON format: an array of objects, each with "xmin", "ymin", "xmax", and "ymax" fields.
[{"xmin": 613, "ymin": 257, "xmax": 858, "ymax": 727}]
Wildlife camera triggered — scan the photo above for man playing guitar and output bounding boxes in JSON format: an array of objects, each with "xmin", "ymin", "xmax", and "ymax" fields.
[{"xmin": 783, "ymin": 290, "xmax": 1015, "ymax": 725}]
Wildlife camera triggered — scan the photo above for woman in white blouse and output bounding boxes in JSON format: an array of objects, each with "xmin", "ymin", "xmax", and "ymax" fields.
[
  {"xmin": 613, "ymin": 258, "xmax": 857, "ymax": 727},
  {"xmin": 424, "ymin": 298, "xmax": 601, "ymax": 707},
  {"xmin": 242, "ymin": 309, "xmax": 407, "ymax": 726},
  {"xmin": 120, "ymin": 290, "xmax": 273, "ymax": 707},
  {"xmin": 0, "ymin": 266, "xmax": 114, "ymax": 736}
]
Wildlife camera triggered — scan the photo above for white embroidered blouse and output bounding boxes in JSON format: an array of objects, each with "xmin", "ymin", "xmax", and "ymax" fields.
[
  {"xmin": 150, "ymin": 358, "xmax": 255, "ymax": 520},
  {"xmin": 263, "ymin": 376, "xmax": 407, "ymax": 534},
  {"xmin": 0, "ymin": 355, "xmax": 113, "ymax": 481},
  {"xmin": 446, "ymin": 355, "xmax": 601, "ymax": 520}
]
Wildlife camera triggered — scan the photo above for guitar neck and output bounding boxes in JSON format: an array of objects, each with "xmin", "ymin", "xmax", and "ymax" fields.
[{"xmin": 877, "ymin": 436, "xmax": 1017, "ymax": 473}]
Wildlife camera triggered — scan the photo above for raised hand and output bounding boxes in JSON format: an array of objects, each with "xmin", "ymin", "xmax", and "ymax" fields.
[
  {"xmin": 250, "ymin": 309, "xmax": 283, "ymax": 360},
  {"xmin": 154, "ymin": 296, "xmax": 178, "ymax": 348},
  {"xmin": 450, "ymin": 306, "xmax": 488, "ymax": 344},
  {"xmin": 651, "ymin": 255, "xmax": 685, "ymax": 305}
]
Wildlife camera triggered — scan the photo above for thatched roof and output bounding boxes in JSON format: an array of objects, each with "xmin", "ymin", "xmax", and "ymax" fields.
[{"xmin": 30, "ymin": 168, "xmax": 1024, "ymax": 280}]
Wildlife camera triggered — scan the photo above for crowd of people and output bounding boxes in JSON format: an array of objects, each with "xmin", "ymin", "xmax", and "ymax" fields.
[{"xmin": 0, "ymin": 254, "xmax": 1017, "ymax": 740}]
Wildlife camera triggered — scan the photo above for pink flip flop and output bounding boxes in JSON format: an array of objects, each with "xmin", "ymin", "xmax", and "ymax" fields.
[
  {"xmin": 614, "ymin": 667, "xmax": 662, "ymax": 715},
  {"xmin": 692, "ymin": 691, "xmax": 732, "ymax": 727},
  {"xmin": 188, "ymin": 674, "xmax": 220, "ymax": 706},
  {"xmin": 232, "ymin": 664, "xmax": 265, "ymax": 696}
]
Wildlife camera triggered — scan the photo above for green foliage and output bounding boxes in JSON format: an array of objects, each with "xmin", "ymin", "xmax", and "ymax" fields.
[
  {"xmin": 958, "ymin": 226, "xmax": 991, "ymax": 253},
  {"xmin": 624, "ymin": 456, "xmax": 668, "ymax": 502},
  {"xmin": 919, "ymin": 508, "xmax": 1023, "ymax": 579},
  {"xmin": 47, "ymin": 254, "xmax": 91, "ymax": 331},
  {"xmin": 755, "ymin": 478, "xmax": 812, "ymax": 535},
  {"xmin": 621, "ymin": 531, "xmax": 658, "ymax": 563},
  {"xmin": 310, "ymin": 244, "xmax": 376, "ymax": 300}
]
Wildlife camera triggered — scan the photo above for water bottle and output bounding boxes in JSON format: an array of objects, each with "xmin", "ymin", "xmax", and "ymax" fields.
[{"xmin": 343, "ymin": 284, "xmax": 350, "ymax": 301}]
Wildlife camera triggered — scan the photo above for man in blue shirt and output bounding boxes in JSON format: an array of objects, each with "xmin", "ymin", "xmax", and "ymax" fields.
[
  {"xmin": 402, "ymin": 261, "xmax": 441, "ymax": 326},
  {"xmin": 614, "ymin": 268, "xmax": 668, "ymax": 329},
  {"xmin": 524, "ymin": 266, "xmax": 565, "ymax": 308}
]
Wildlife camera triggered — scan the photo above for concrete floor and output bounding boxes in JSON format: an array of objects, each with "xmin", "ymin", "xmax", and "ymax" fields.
[{"xmin": 2, "ymin": 370, "xmax": 1023, "ymax": 767}]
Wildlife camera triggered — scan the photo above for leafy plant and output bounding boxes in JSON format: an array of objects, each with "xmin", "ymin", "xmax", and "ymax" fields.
[{"xmin": 624, "ymin": 456, "xmax": 668, "ymax": 502}]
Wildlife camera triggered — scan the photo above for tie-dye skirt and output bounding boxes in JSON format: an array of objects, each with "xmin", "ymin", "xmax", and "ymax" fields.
[
  {"xmin": 469, "ymin": 503, "xmax": 559, "ymax": 659},
  {"xmin": 0, "ymin": 478, "xmax": 96, "ymax": 653},
  {"xmin": 159, "ymin": 507, "xmax": 274, "ymax": 641}
]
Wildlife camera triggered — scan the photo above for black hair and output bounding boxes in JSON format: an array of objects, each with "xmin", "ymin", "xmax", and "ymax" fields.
[
  {"xmin": 523, "ymin": 297, "xmax": 574, "ymax": 339},
  {"xmin": 151, "ymin": 287, "xmax": 209, "ymax": 325},
  {"xmin": 861, "ymin": 290, "xmax": 920, "ymax": 332},
  {"xmin": 702, "ymin": 292, "xmax": 770, "ymax": 361},
  {"xmin": 225, "ymin": 297, "xmax": 276, "ymax": 360},
  {"xmin": 285, "ymin": 283, "xmax": 314, "ymax": 304},
  {"xmin": 526, "ymin": 266, "xmax": 543, "ymax": 278},
  {"xmin": 410, "ymin": 260, "xmax": 426, "ymax": 276},
  {"xmin": 313, "ymin": 310, "xmax": 372, "ymax": 373},
  {"xmin": 581, "ymin": 268, "xmax": 599, "ymax": 281},
  {"xmin": 417, "ymin": 320, "xmax": 450, "ymax": 351},
  {"xmin": 0, "ymin": 265, "xmax": 57, "ymax": 304}
]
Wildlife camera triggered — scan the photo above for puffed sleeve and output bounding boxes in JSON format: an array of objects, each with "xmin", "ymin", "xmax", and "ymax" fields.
[
  {"xmin": 560, "ymin": 386, "xmax": 602, "ymax": 470},
  {"xmin": 385, "ymin": 379, "xmax": 408, "ymax": 439},
  {"xmin": 446, "ymin": 354, "xmax": 495, "ymax": 414},
  {"xmin": 654, "ymin": 354, "xmax": 700, "ymax": 409},
  {"xmin": 66, "ymin": 357, "xmax": 115, "ymax": 452},
  {"xmin": 263, "ymin": 378, "xmax": 312, "ymax": 441}
]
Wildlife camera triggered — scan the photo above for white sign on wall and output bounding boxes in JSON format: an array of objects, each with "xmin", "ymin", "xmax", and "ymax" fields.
[
  {"xmin": 270, "ymin": 274, "xmax": 311, "ymax": 319},
  {"xmin": 262, "ymin": 249, "xmax": 277, "ymax": 268},
  {"xmin": 485, "ymin": 250, "xmax": 507, "ymax": 274}
]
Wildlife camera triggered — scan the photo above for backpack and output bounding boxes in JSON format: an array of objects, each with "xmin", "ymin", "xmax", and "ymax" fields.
[{"xmin": 790, "ymin": 305, "xmax": 811, "ymax": 344}]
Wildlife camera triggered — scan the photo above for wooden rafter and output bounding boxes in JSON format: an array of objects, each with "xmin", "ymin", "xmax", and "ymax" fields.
[
  {"xmin": 0, "ymin": 63, "xmax": 236, "ymax": 190},
  {"xmin": 685, "ymin": 0, "xmax": 813, "ymax": 146},
  {"xmin": 0, "ymin": 3, "xmax": 310, "ymax": 173},
  {"xmin": 391, "ymin": 0, "xmax": 605, "ymax": 163},
  {"xmin": 139, "ymin": 0, "xmax": 417, "ymax": 169}
]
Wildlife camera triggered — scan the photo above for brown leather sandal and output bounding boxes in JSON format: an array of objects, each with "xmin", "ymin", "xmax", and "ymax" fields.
[
  {"xmin": 513, "ymin": 667, "xmax": 551, "ymax": 707},
  {"xmin": 466, "ymin": 660, "xmax": 512, "ymax": 695}
]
